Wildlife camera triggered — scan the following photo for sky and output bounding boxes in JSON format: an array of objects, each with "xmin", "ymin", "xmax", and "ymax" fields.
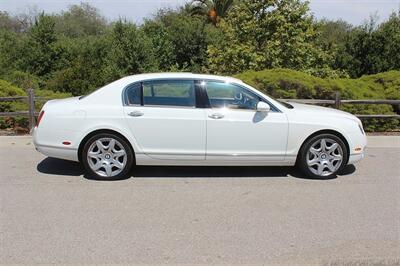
[{"xmin": 0, "ymin": 0, "xmax": 399, "ymax": 25}]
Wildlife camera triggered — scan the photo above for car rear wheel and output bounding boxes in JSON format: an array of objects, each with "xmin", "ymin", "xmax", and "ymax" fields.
[
  {"xmin": 82, "ymin": 133, "xmax": 134, "ymax": 180},
  {"xmin": 298, "ymin": 133, "xmax": 348, "ymax": 179}
]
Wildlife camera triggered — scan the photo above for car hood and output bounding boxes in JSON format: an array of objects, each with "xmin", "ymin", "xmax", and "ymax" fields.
[{"xmin": 287, "ymin": 102, "xmax": 360, "ymax": 122}]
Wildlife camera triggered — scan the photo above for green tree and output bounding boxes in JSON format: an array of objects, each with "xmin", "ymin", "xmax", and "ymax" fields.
[
  {"xmin": 152, "ymin": 9, "xmax": 210, "ymax": 72},
  {"xmin": 335, "ymin": 12, "xmax": 400, "ymax": 77},
  {"xmin": 142, "ymin": 20, "xmax": 175, "ymax": 71},
  {"xmin": 317, "ymin": 19, "xmax": 353, "ymax": 53},
  {"xmin": 103, "ymin": 20, "xmax": 156, "ymax": 81},
  {"xmin": 46, "ymin": 36, "xmax": 109, "ymax": 95},
  {"xmin": 379, "ymin": 12, "xmax": 400, "ymax": 73},
  {"xmin": 190, "ymin": 0, "xmax": 234, "ymax": 26},
  {"xmin": 54, "ymin": 3, "xmax": 107, "ymax": 38},
  {"xmin": 207, "ymin": 0, "xmax": 329, "ymax": 75},
  {"xmin": 20, "ymin": 14, "xmax": 60, "ymax": 78},
  {"xmin": 0, "ymin": 29, "xmax": 24, "ymax": 75}
]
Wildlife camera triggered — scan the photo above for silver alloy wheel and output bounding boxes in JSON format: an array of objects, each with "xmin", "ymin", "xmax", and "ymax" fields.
[
  {"xmin": 87, "ymin": 138, "xmax": 127, "ymax": 178},
  {"xmin": 307, "ymin": 138, "xmax": 343, "ymax": 177}
]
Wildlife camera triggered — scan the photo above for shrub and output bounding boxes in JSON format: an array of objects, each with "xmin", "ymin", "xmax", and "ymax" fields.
[
  {"xmin": 0, "ymin": 79, "xmax": 71, "ymax": 130},
  {"xmin": 235, "ymin": 69, "xmax": 400, "ymax": 132},
  {"xmin": 0, "ymin": 79, "xmax": 26, "ymax": 97},
  {"xmin": 0, "ymin": 79, "xmax": 26, "ymax": 114},
  {"xmin": 1, "ymin": 70, "xmax": 41, "ymax": 90}
]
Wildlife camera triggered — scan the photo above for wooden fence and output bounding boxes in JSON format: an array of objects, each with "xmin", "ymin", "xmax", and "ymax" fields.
[{"xmin": 1, "ymin": 89, "xmax": 400, "ymax": 131}]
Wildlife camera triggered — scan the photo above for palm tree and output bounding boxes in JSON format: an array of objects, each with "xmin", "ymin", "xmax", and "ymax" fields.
[{"xmin": 190, "ymin": 0, "xmax": 234, "ymax": 26}]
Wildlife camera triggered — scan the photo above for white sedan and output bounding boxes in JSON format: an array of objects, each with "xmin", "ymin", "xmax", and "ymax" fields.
[{"xmin": 33, "ymin": 73, "xmax": 367, "ymax": 180}]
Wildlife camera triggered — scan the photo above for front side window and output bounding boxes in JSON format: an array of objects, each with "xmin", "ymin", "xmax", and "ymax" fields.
[
  {"xmin": 143, "ymin": 80, "xmax": 196, "ymax": 107},
  {"xmin": 205, "ymin": 82, "xmax": 263, "ymax": 110}
]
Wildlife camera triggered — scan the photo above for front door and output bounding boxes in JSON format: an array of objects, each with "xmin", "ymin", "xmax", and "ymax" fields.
[
  {"xmin": 203, "ymin": 81, "xmax": 288, "ymax": 163},
  {"xmin": 123, "ymin": 79, "xmax": 206, "ymax": 160}
]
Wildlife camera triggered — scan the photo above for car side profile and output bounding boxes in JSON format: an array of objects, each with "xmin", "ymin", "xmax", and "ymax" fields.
[{"xmin": 33, "ymin": 73, "xmax": 367, "ymax": 180}]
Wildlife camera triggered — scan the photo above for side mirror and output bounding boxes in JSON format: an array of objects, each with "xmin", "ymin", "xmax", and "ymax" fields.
[{"xmin": 256, "ymin": 101, "xmax": 271, "ymax": 113}]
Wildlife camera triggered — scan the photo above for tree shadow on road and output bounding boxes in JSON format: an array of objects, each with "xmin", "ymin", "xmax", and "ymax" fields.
[{"xmin": 37, "ymin": 157, "xmax": 356, "ymax": 180}]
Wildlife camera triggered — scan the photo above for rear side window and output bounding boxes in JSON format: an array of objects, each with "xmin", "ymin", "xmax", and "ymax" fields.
[
  {"xmin": 125, "ymin": 83, "xmax": 141, "ymax": 105},
  {"xmin": 142, "ymin": 80, "xmax": 195, "ymax": 107}
]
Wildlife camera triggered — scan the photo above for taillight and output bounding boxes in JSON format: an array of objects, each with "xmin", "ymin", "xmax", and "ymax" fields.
[{"xmin": 37, "ymin": 110, "xmax": 45, "ymax": 127}]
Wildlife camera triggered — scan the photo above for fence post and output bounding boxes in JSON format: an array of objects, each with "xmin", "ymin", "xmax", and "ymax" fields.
[
  {"xmin": 393, "ymin": 104, "xmax": 400, "ymax": 115},
  {"xmin": 27, "ymin": 88, "xmax": 35, "ymax": 132},
  {"xmin": 334, "ymin": 91, "xmax": 341, "ymax": 109}
]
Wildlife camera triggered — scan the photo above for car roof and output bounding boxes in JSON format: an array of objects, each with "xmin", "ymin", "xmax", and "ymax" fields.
[{"xmin": 123, "ymin": 72, "xmax": 244, "ymax": 84}]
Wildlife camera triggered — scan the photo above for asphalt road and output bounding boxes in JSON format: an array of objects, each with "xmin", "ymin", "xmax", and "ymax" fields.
[{"xmin": 0, "ymin": 136, "xmax": 399, "ymax": 264}]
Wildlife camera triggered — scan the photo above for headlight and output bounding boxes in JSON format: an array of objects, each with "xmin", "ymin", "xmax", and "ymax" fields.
[{"xmin": 358, "ymin": 123, "xmax": 365, "ymax": 135}]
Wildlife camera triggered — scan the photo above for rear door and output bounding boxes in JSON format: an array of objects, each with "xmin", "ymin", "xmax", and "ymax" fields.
[{"xmin": 123, "ymin": 79, "xmax": 206, "ymax": 160}]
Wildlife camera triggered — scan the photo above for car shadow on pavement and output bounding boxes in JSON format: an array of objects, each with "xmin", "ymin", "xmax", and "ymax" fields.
[
  {"xmin": 134, "ymin": 164, "xmax": 356, "ymax": 180},
  {"xmin": 134, "ymin": 165, "xmax": 302, "ymax": 178},
  {"xmin": 37, "ymin": 157, "xmax": 84, "ymax": 176},
  {"xmin": 37, "ymin": 157, "xmax": 357, "ymax": 180}
]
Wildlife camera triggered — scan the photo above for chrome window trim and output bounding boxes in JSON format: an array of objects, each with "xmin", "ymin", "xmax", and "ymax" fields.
[
  {"xmin": 137, "ymin": 151, "xmax": 285, "ymax": 157},
  {"xmin": 122, "ymin": 77, "xmax": 282, "ymax": 112},
  {"xmin": 134, "ymin": 105, "xmax": 197, "ymax": 110}
]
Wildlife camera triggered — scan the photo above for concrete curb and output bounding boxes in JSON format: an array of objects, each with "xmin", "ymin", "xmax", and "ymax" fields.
[{"xmin": 366, "ymin": 136, "xmax": 400, "ymax": 148}]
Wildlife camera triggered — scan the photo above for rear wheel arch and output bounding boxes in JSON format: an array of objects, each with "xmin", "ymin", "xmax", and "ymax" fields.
[
  {"xmin": 296, "ymin": 129, "xmax": 350, "ymax": 165},
  {"xmin": 78, "ymin": 129, "xmax": 135, "ymax": 163}
]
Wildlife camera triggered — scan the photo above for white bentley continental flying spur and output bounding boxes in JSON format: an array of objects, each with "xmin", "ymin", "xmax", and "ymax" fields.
[{"xmin": 33, "ymin": 73, "xmax": 367, "ymax": 180}]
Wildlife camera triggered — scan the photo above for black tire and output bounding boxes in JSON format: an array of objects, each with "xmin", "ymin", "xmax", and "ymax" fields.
[
  {"xmin": 298, "ymin": 133, "xmax": 348, "ymax": 179},
  {"xmin": 82, "ymin": 133, "xmax": 134, "ymax": 180}
]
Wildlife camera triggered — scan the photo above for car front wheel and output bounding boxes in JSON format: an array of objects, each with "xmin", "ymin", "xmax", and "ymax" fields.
[
  {"xmin": 298, "ymin": 133, "xmax": 348, "ymax": 179},
  {"xmin": 82, "ymin": 133, "xmax": 134, "ymax": 180}
]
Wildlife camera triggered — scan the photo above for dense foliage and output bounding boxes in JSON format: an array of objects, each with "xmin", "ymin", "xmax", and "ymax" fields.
[
  {"xmin": 0, "ymin": 1, "xmax": 399, "ymax": 132},
  {"xmin": 207, "ymin": 0, "xmax": 328, "ymax": 74}
]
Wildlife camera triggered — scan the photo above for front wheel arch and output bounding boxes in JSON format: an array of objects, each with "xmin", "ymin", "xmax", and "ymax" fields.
[
  {"xmin": 78, "ymin": 129, "xmax": 135, "ymax": 164},
  {"xmin": 296, "ymin": 129, "xmax": 350, "ymax": 166}
]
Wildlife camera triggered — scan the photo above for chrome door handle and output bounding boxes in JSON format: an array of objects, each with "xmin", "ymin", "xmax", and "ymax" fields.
[
  {"xmin": 209, "ymin": 113, "xmax": 224, "ymax": 119},
  {"xmin": 128, "ymin": 111, "xmax": 144, "ymax": 117}
]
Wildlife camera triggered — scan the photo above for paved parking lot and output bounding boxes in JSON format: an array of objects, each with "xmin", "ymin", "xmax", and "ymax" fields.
[{"xmin": 0, "ymin": 136, "xmax": 399, "ymax": 264}]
